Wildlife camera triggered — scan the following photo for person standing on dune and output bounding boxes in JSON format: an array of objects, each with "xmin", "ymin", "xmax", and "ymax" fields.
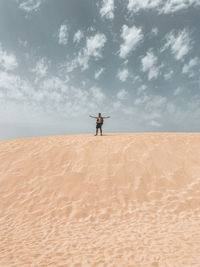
[{"xmin": 89, "ymin": 113, "xmax": 111, "ymax": 136}]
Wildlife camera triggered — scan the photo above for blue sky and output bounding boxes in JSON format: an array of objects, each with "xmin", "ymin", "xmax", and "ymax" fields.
[{"xmin": 0, "ymin": 0, "xmax": 200, "ymax": 139}]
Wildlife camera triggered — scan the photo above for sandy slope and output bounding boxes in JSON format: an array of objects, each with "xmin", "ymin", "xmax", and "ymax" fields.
[{"xmin": 0, "ymin": 133, "xmax": 200, "ymax": 266}]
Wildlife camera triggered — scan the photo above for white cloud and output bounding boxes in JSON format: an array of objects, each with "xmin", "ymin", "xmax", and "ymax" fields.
[
  {"xmin": 0, "ymin": 44, "xmax": 18, "ymax": 71},
  {"xmin": 119, "ymin": 25, "xmax": 143, "ymax": 58},
  {"xmin": 146, "ymin": 95, "xmax": 167, "ymax": 110},
  {"xmin": 18, "ymin": 38, "xmax": 28, "ymax": 48},
  {"xmin": 32, "ymin": 58, "xmax": 49, "ymax": 79},
  {"xmin": 18, "ymin": 0, "xmax": 43, "ymax": 13},
  {"xmin": 67, "ymin": 33, "xmax": 107, "ymax": 71},
  {"xmin": 113, "ymin": 100, "xmax": 122, "ymax": 109},
  {"xmin": 135, "ymin": 94, "xmax": 150, "ymax": 105},
  {"xmin": 66, "ymin": 59, "xmax": 77, "ymax": 73},
  {"xmin": 128, "ymin": 0, "xmax": 161, "ymax": 13},
  {"xmin": 137, "ymin": 84, "xmax": 147, "ymax": 94},
  {"xmin": 0, "ymin": 71, "xmax": 33, "ymax": 101},
  {"xmin": 117, "ymin": 69, "xmax": 129, "ymax": 82},
  {"xmin": 141, "ymin": 50, "xmax": 159, "ymax": 80},
  {"xmin": 163, "ymin": 29, "xmax": 192, "ymax": 61},
  {"xmin": 78, "ymin": 33, "xmax": 107, "ymax": 70},
  {"xmin": 150, "ymin": 27, "xmax": 159, "ymax": 37},
  {"xmin": 58, "ymin": 24, "xmax": 69, "ymax": 45},
  {"xmin": 95, "ymin": 68, "xmax": 105, "ymax": 79},
  {"xmin": 135, "ymin": 94, "xmax": 167, "ymax": 116},
  {"xmin": 174, "ymin": 87, "xmax": 181, "ymax": 96},
  {"xmin": 167, "ymin": 102, "xmax": 176, "ymax": 114},
  {"xmin": 145, "ymin": 111, "xmax": 161, "ymax": 120},
  {"xmin": 86, "ymin": 34, "xmax": 107, "ymax": 58},
  {"xmin": 127, "ymin": 0, "xmax": 200, "ymax": 14},
  {"xmin": 161, "ymin": 0, "xmax": 200, "ymax": 14},
  {"xmin": 100, "ymin": 0, "xmax": 115, "ymax": 20},
  {"xmin": 117, "ymin": 88, "xmax": 128, "ymax": 100},
  {"xmin": 182, "ymin": 57, "xmax": 198, "ymax": 77},
  {"xmin": 148, "ymin": 120, "xmax": 161, "ymax": 127},
  {"xmin": 90, "ymin": 87, "xmax": 105, "ymax": 102},
  {"xmin": 122, "ymin": 106, "xmax": 135, "ymax": 115},
  {"xmin": 0, "ymin": 69, "xmax": 105, "ymax": 120},
  {"xmin": 164, "ymin": 70, "xmax": 174, "ymax": 80},
  {"xmin": 42, "ymin": 76, "xmax": 69, "ymax": 94},
  {"xmin": 73, "ymin": 30, "xmax": 84, "ymax": 44},
  {"xmin": 151, "ymin": 27, "xmax": 159, "ymax": 36}
]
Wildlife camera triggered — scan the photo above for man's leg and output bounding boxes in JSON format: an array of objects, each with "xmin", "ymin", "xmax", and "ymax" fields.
[
  {"xmin": 95, "ymin": 127, "xmax": 98, "ymax": 136},
  {"xmin": 100, "ymin": 127, "xmax": 102, "ymax": 136}
]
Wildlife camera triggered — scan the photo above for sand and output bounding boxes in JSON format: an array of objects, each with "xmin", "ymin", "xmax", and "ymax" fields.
[{"xmin": 0, "ymin": 132, "xmax": 200, "ymax": 266}]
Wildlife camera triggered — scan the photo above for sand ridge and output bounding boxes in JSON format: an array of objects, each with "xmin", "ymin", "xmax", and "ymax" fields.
[{"xmin": 0, "ymin": 133, "xmax": 200, "ymax": 266}]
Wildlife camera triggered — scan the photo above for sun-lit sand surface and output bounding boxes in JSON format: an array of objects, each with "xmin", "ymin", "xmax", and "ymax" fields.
[{"xmin": 0, "ymin": 133, "xmax": 200, "ymax": 266}]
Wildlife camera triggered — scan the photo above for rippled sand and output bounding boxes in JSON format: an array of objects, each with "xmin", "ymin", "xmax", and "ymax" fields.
[{"xmin": 0, "ymin": 133, "xmax": 200, "ymax": 266}]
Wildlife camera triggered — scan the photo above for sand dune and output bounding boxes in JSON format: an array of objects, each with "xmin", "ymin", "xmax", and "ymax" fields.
[{"xmin": 0, "ymin": 133, "xmax": 200, "ymax": 266}]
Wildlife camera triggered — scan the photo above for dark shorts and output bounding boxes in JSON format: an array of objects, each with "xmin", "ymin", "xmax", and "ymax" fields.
[{"xmin": 96, "ymin": 123, "xmax": 103, "ymax": 129}]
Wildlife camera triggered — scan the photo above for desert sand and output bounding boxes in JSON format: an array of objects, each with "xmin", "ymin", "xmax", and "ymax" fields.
[{"xmin": 0, "ymin": 133, "xmax": 200, "ymax": 266}]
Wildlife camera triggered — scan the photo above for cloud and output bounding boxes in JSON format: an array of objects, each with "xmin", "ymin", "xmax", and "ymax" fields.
[
  {"xmin": 174, "ymin": 87, "xmax": 181, "ymax": 96},
  {"xmin": 86, "ymin": 34, "xmax": 107, "ymax": 57},
  {"xmin": 148, "ymin": 120, "xmax": 161, "ymax": 127},
  {"xmin": 164, "ymin": 70, "xmax": 174, "ymax": 80},
  {"xmin": 0, "ymin": 44, "xmax": 18, "ymax": 71},
  {"xmin": 162, "ymin": 29, "xmax": 192, "ymax": 61},
  {"xmin": 95, "ymin": 68, "xmax": 105, "ymax": 79},
  {"xmin": 18, "ymin": 0, "xmax": 43, "ymax": 13},
  {"xmin": 18, "ymin": 38, "xmax": 28, "ymax": 48},
  {"xmin": 0, "ymin": 71, "xmax": 34, "ymax": 102},
  {"xmin": 117, "ymin": 69, "xmax": 129, "ymax": 82},
  {"xmin": 41, "ymin": 76, "xmax": 69, "ymax": 94},
  {"xmin": 117, "ymin": 88, "xmax": 128, "ymax": 100},
  {"xmin": 0, "ymin": 69, "xmax": 91, "ymax": 115},
  {"xmin": 0, "ymin": 69, "xmax": 94, "ymax": 123},
  {"xmin": 137, "ymin": 84, "xmax": 147, "ymax": 94},
  {"xmin": 67, "ymin": 33, "xmax": 107, "ymax": 71},
  {"xmin": 73, "ymin": 30, "xmax": 84, "ymax": 44},
  {"xmin": 119, "ymin": 25, "xmax": 143, "ymax": 58},
  {"xmin": 112, "ymin": 100, "xmax": 122, "ymax": 109},
  {"xmin": 58, "ymin": 24, "xmax": 69, "ymax": 45},
  {"xmin": 100, "ymin": 0, "xmax": 115, "ymax": 20},
  {"xmin": 151, "ymin": 27, "xmax": 159, "ymax": 36},
  {"xmin": 182, "ymin": 57, "xmax": 198, "ymax": 77},
  {"xmin": 90, "ymin": 87, "xmax": 105, "ymax": 102},
  {"xmin": 141, "ymin": 50, "xmax": 159, "ymax": 80},
  {"xmin": 146, "ymin": 95, "xmax": 167, "ymax": 111},
  {"xmin": 134, "ymin": 94, "xmax": 167, "ymax": 119},
  {"xmin": 127, "ymin": 0, "xmax": 200, "ymax": 14},
  {"xmin": 32, "ymin": 58, "xmax": 49, "ymax": 79},
  {"xmin": 122, "ymin": 106, "xmax": 135, "ymax": 115},
  {"xmin": 161, "ymin": 0, "xmax": 200, "ymax": 14},
  {"xmin": 127, "ymin": 0, "xmax": 161, "ymax": 13}
]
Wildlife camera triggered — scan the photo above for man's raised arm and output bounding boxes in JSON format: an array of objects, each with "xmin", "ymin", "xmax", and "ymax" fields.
[
  {"xmin": 89, "ymin": 115, "xmax": 98, "ymax": 119},
  {"xmin": 102, "ymin": 116, "xmax": 111, "ymax": 119}
]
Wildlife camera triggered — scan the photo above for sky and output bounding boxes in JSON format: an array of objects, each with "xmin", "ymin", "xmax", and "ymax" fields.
[{"xmin": 0, "ymin": 0, "xmax": 200, "ymax": 140}]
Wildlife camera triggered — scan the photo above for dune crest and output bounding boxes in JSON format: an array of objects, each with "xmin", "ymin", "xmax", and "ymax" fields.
[{"xmin": 0, "ymin": 133, "xmax": 200, "ymax": 266}]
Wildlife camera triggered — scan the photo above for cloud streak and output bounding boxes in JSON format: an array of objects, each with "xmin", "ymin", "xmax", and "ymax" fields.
[
  {"xmin": 119, "ymin": 25, "xmax": 143, "ymax": 59},
  {"xmin": 162, "ymin": 29, "xmax": 192, "ymax": 61},
  {"xmin": 127, "ymin": 0, "xmax": 200, "ymax": 14},
  {"xmin": 58, "ymin": 24, "xmax": 69, "ymax": 45},
  {"xmin": 67, "ymin": 33, "xmax": 107, "ymax": 71},
  {"xmin": 0, "ymin": 44, "xmax": 18, "ymax": 71},
  {"xmin": 141, "ymin": 50, "xmax": 159, "ymax": 80},
  {"xmin": 100, "ymin": 0, "xmax": 115, "ymax": 20},
  {"xmin": 18, "ymin": 0, "xmax": 43, "ymax": 13}
]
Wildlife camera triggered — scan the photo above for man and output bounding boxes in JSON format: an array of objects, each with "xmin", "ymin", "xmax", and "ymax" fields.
[{"xmin": 89, "ymin": 113, "xmax": 111, "ymax": 136}]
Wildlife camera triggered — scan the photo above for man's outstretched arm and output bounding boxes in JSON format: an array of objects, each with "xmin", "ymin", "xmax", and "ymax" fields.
[
  {"xmin": 89, "ymin": 115, "xmax": 98, "ymax": 119},
  {"xmin": 102, "ymin": 116, "xmax": 111, "ymax": 119}
]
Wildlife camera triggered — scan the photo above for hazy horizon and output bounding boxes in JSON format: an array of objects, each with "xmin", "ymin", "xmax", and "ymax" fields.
[{"xmin": 0, "ymin": 0, "xmax": 200, "ymax": 140}]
